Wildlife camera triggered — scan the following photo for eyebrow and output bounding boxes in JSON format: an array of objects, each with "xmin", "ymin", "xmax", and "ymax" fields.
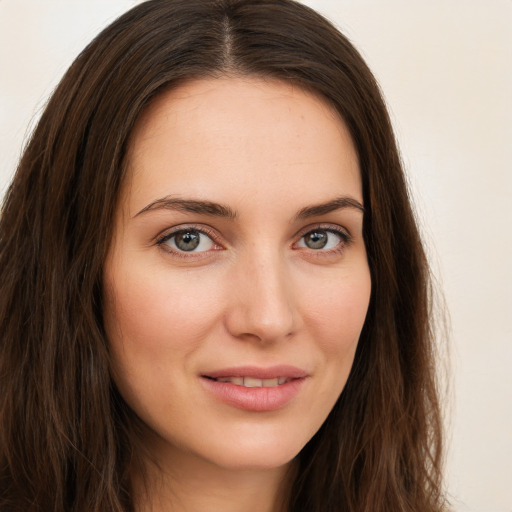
[
  {"xmin": 134, "ymin": 197, "xmax": 238, "ymax": 219},
  {"xmin": 134, "ymin": 195, "xmax": 364, "ymax": 219},
  {"xmin": 295, "ymin": 196, "xmax": 364, "ymax": 219}
]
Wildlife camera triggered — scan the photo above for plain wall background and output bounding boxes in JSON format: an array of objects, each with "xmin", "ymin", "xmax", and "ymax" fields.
[{"xmin": 0, "ymin": 1, "xmax": 510, "ymax": 510}]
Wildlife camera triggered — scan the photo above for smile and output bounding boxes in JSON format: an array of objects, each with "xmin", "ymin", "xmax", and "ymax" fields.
[
  {"xmin": 207, "ymin": 376, "xmax": 290, "ymax": 387},
  {"xmin": 201, "ymin": 366, "xmax": 308, "ymax": 411}
]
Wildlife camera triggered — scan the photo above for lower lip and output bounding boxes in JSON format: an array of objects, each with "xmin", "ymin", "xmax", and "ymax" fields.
[{"xmin": 200, "ymin": 377, "xmax": 306, "ymax": 412}]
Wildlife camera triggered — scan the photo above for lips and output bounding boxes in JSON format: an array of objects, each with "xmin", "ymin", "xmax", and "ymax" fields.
[
  {"xmin": 207, "ymin": 376, "xmax": 290, "ymax": 387},
  {"xmin": 200, "ymin": 365, "xmax": 308, "ymax": 411}
]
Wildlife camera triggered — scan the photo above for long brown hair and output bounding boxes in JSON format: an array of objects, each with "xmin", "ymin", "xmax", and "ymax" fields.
[{"xmin": 0, "ymin": 1, "xmax": 445, "ymax": 510}]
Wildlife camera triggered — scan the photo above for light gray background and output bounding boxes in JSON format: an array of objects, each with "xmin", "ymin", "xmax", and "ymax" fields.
[{"xmin": 1, "ymin": 1, "xmax": 510, "ymax": 510}]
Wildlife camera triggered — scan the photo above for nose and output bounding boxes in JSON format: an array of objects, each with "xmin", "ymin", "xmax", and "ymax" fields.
[{"xmin": 224, "ymin": 248, "xmax": 298, "ymax": 344}]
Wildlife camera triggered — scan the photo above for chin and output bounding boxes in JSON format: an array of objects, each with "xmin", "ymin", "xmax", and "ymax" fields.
[
  {"xmin": 194, "ymin": 425, "xmax": 312, "ymax": 472},
  {"xmin": 214, "ymin": 448, "xmax": 297, "ymax": 472}
]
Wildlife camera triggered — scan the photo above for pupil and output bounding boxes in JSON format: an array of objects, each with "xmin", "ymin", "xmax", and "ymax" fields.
[
  {"xmin": 176, "ymin": 231, "xmax": 200, "ymax": 251},
  {"xmin": 305, "ymin": 231, "xmax": 328, "ymax": 249}
]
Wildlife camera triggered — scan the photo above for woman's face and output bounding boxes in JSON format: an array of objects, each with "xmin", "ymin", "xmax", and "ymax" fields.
[{"xmin": 103, "ymin": 77, "xmax": 371, "ymax": 472}]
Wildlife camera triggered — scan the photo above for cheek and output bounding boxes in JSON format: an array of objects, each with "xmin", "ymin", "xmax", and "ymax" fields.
[
  {"xmin": 103, "ymin": 264, "xmax": 226, "ymax": 420},
  {"xmin": 104, "ymin": 265, "xmax": 223, "ymax": 359},
  {"xmin": 299, "ymin": 266, "xmax": 370, "ymax": 413},
  {"xmin": 302, "ymin": 268, "xmax": 371, "ymax": 355},
  {"xmin": 288, "ymin": 268, "xmax": 370, "ymax": 443}
]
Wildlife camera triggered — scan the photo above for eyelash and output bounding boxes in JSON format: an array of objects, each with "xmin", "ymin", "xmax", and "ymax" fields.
[
  {"xmin": 155, "ymin": 224, "xmax": 353, "ymax": 258},
  {"xmin": 295, "ymin": 224, "xmax": 353, "ymax": 256},
  {"xmin": 156, "ymin": 224, "xmax": 221, "ymax": 259}
]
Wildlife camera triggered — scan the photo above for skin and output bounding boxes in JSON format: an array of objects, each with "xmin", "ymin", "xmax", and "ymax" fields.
[{"xmin": 103, "ymin": 76, "xmax": 371, "ymax": 512}]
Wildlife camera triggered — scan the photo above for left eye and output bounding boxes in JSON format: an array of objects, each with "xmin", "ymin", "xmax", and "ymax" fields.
[
  {"xmin": 161, "ymin": 229, "xmax": 214, "ymax": 252},
  {"xmin": 296, "ymin": 229, "xmax": 344, "ymax": 250}
]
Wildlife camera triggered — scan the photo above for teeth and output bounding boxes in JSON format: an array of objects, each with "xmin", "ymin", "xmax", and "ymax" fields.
[
  {"xmin": 243, "ymin": 377, "xmax": 263, "ymax": 388},
  {"xmin": 214, "ymin": 376, "xmax": 289, "ymax": 387}
]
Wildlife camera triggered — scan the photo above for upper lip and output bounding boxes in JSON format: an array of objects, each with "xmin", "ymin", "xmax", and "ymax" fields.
[{"xmin": 202, "ymin": 365, "xmax": 308, "ymax": 380}]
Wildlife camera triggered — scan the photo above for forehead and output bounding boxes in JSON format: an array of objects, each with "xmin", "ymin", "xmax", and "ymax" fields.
[{"xmin": 123, "ymin": 76, "xmax": 361, "ymax": 215}]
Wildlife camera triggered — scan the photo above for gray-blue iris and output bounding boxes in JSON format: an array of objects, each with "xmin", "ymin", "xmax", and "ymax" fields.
[
  {"xmin": 175, "ymin": 231, "xmax": 200, "ymax": 251},
  {"xmin": 304, "ymin": 231, "xmax": 328, "ymax": 249}
]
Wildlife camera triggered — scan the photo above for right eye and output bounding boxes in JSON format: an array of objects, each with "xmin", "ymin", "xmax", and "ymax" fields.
[{"xmin": 158, "ymin": 228, "xmax": 215, "ymax": 253}]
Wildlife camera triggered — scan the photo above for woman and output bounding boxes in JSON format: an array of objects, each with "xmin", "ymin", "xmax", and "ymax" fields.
[{"xmin": 0, "ymin": 0, "xmax": 445, "ymax": 511}]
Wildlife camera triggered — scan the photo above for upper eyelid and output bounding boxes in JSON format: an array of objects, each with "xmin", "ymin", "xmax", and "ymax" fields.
[
  {"xmin": 155, "ymin": 224, "xmax": 219, "ymax": 244},
  {"xmin": 294, "ymin": 223, "xmax": 351, "ymax": 239}
]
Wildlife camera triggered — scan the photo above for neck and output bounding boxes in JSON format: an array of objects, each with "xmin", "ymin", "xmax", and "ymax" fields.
[{"xmin": 132, "ymin": 435, "xmax": 296, "ymax": 512}]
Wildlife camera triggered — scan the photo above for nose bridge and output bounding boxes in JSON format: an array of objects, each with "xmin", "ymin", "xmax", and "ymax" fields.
[{"xmin": 226, "ymin": 243, "xmax": 296, "ymax": 343}]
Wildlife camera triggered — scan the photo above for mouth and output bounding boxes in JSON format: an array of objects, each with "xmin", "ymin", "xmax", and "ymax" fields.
[
  {"xmin": 200, "ymin": 365, "xmax": 308, "ymax": 411},
  {"xmin": 204, "ymin": 376, "xmax": 292, "ymax": 387}
]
